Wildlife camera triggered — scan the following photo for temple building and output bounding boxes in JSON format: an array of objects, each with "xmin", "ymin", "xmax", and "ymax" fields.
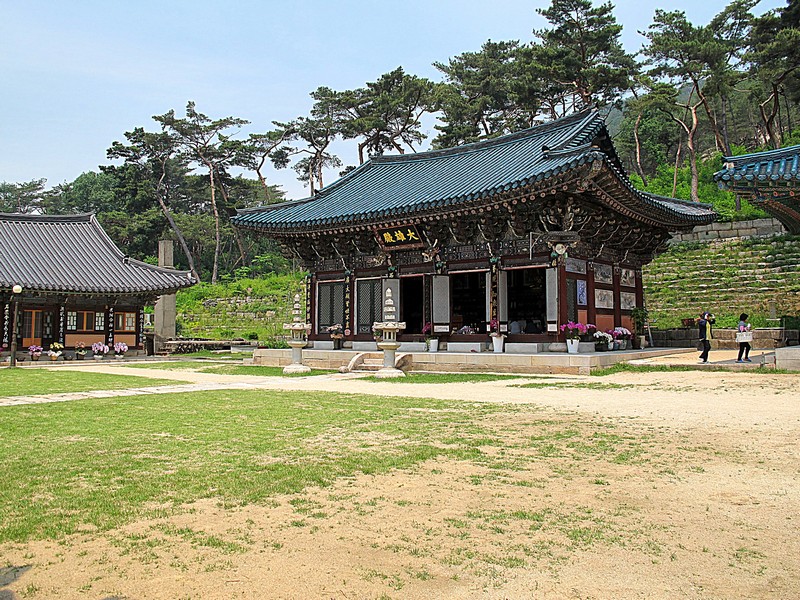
[
  {"xmin": 1, "ymin": 213, "xmax": 195, "ymax": 356},
  {"xmin": 715, "ymin": 145, "xmax": 800, "ymax": 234},
  {"xmin": 233, "ymin": 110, "xmax": 715, "ymax": 351}
]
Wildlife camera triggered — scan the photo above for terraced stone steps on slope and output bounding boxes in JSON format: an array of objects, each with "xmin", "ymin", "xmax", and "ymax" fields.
[{"xmin": 643, "ymin": 234, "xmax": 800, "ymax": 328}]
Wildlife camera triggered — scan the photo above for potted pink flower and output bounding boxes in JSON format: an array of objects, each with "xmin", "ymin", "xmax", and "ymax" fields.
[
  {"xmin": 28, "ymin": 344, "xmax": 43, "ymax": 361},
  {"xmin": 488, "ymin": 318, "xmax": 505, "ymax": 353},
  {"xmin": 560, "ymin": 321, "xmax": 588, "ymax": 354}
]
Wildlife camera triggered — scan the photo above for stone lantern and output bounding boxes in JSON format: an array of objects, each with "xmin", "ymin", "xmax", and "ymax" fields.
[
  {"xmin": 282, "ymin": 294, "xmax": 311, "ymax": 374},
  {"xmin": 372, "ymin": 287, "xmax": 406, "ymax": 378}
]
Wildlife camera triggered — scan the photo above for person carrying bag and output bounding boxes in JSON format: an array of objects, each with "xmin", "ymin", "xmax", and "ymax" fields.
[
  {"xmin": 736, "ymin": 313, "xmax": 753, "ymax": 363},
  {"xmin": 697, "ymin": 311, "xmax": 715, "ymax": 363}
]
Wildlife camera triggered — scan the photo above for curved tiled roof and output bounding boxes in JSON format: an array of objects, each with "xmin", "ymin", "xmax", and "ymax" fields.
[
  {"xmin": 714, "ymin": 146, "xmax": 800, "ymax": 233},
  {"xmin": 0, "ymin": 213, "xmax": 196, "ymax": 295},
  {"xmin": 714, "ymin": 146, "xmax": 800, "ymax": 184},
  {"xmin": 234, "ymin": 110, "xmax": 714, "ymax": 232}
]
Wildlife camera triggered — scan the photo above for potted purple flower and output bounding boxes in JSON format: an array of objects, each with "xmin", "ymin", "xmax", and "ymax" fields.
[
  {"xmin": 91, "ymin": 342, "xmax": 109, "ymax": 360},
  {"xmin": 28, "ymin": 344, "xmax": 43, "ymax": 361},
  {"xmin": 113, "ymin": 342, "xmax": 128, "ymax": 359}
]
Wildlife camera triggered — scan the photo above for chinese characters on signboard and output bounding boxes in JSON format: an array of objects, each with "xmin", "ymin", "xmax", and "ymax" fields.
[{"xmin": 375, "ymin": 225, "xmax": 424, "ymax": 250}]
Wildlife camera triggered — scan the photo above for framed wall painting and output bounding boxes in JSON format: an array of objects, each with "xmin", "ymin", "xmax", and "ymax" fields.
[
  {"xmin": 620, "ymin": 268, "xmax": 636, "ymax": 288},
  {"xmin": 595, "ymin": 288, "xmax": 614, "ymax": 309},
  {"xmin": 577, "ymin": 279, "xmax": 587, "ymax": 306},
  {"xmin": 566, "ymin": 258, "xmax": 587, "ymax": 274},
  {"xmin": 593, "ymin": 263, "xmax": 613, "ymax": 285},
  {"xmin": 620, "ymin": 291, "xmax": 637, "ymax": 311}
]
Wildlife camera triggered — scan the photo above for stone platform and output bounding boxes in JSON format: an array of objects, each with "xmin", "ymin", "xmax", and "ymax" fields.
[{"xmin": 252, "ymin": 347, "xmax": 693, "ymax": 375}]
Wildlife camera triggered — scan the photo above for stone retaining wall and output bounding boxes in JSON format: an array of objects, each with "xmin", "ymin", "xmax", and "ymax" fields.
[
  {"xmin": 669, "ymin": 218, "xmax": 785, "ymax": 244},
  {"xmin": 651, "ymin": 328, "xmax": 798, "ymax": 349}
]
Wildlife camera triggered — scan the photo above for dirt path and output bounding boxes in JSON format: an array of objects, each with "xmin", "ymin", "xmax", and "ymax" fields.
[{"xmin": 1, "ymin": 362, "xmax": 799, "ymax": 599}]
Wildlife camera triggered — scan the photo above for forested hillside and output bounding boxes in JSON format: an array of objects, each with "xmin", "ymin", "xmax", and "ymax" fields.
[{"xmin": 2, "ymin": 0, "xmax": 798, "ymax": 283}]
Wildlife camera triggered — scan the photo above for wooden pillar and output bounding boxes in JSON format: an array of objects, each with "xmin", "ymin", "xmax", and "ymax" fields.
[
  {"xmin": 613, "ymin": 264, "xmax": 622, "ymax": 328},
  {"xmin": 635, "ymin": 268, "xmax": 644, "ymax": 308},
  {"xmin": 557, "ymin": 264, "xmax": 569, "ymax": 333},
  {"xmin": 2, "ymin": 301, "xmax": 9, "ymax": 348},
  {"xmin": 107, "ymin": 306, "xmax": 114, "ymax": 346},
  {"xmin": 587, "ymin": 262, "xmax": 597, "ymax": 326}
]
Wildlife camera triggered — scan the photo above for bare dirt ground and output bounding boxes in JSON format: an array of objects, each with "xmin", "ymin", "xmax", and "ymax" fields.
[{"xmin": 2, "ymin": 364, "xmax": 799, "ymax": 599}]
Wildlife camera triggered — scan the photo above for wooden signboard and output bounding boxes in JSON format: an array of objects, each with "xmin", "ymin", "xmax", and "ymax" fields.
[{"xmin": 375, "ymin": 225, "xmax": 425, "ymax": 251}]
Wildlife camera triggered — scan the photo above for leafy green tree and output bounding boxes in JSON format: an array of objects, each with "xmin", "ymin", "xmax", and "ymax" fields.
[
  {"xmin": 433, "ymin": 40, "xmax": 529, "ymax": 148},
  {"xmin": 277, "ymin": 113, "xmax": 341, "ymax": 195},
  {"xmin": 641, "ymin": 8, "xmax": 732, "ymax": 155},
  {"xmin": 155, "ymin": 102, "xmax": 249, "ymax": 283},
  {"xmin": 237, "ymin": 126, "xmax": 294, "ymax": 203},
  {"xmin": 747, "ymin": 0, "xmax": 800, "ymax": 148},
  {"xmin": 106, "ymin": 128, "xmax": 199, "ymax": 280},
  {"xmin": 0, "ymin": 179, "xmax": 47, "ymax": 213},
  {"xmin": 531, "ymin": 0, "xmax": 636, "ymax": 111},
  {"xmin": 318, "ymin": 68, "xmax": 436, "ymax": 164}
]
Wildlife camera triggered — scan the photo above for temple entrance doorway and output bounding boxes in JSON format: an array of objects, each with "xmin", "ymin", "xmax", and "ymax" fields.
[
  {"xmin": 22, "ymin": 309, "xmax": 45, "ymax": 348},
  {"xmin": 400, "ymin": 276, "xmax": 424, "ymax": 334},
  {"xmin": 506, "ymin": 268, "xmax": 547, "ymax": 334},
  {"xmin": 450, "ymin": 271, "xmax": 486, "ymax": 333}
]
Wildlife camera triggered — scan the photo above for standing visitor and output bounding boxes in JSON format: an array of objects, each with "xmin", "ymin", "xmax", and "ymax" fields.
[
  {"xmin": 737, "ymin": 313, "xmax": 752, "ymax": 363},
  {"xmin": 698, "ymin": 311, "xmax": 715, "ymax": 363}
]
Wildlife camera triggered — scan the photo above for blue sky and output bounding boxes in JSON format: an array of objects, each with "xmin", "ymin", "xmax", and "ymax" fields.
[{"xmin": 0, "ymin": 0, "xmax": 785, "ymax": 200}]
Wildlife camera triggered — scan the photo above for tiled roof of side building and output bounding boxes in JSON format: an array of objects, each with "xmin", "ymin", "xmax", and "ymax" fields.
[
  {"xmin": 715, "ymin": 146, "xmax": 800, "ymax": 184},
  {"xmin": 234, "ymin": 109, "xmax": 715, "ymax": 232},
  {"xmin": 0, "ymin": 213, "xmax": 196, "ymax": 294}
]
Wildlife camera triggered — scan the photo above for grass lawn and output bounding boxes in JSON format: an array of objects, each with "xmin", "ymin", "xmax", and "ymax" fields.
[
  {"xmin": 0, "ymin": 389, "xmax": 492, "ymax": 543},
  {"xmin": 0, "ymin": 368, "xmax": 180, "ymax": 398}
]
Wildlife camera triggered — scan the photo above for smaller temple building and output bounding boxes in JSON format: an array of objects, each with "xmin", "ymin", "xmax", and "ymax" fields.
[
  {"xmin": 1, "ymin": 213, "xmax": 195, "ymax": 356},
  {"xmin": 715, "ymin": 145, "xmax": 800, "ymax": 234}
]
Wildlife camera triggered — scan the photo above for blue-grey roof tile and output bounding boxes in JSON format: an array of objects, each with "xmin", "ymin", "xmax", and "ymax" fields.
[
  {"xmin": 0, "ymin": 213, "xmax": 197, "ymax": 294},
  {"xmin": 235, "ymin": 110, "xmax": 714, "ymax": 231}
]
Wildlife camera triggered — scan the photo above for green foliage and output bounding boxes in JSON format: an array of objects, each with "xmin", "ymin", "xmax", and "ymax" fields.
[
  {"xmin": 176, "ymin": 273, "xmax": 304, "ymax": 341},
  {"xmin": 629, "ymin": 153, "xmax": 768, "ymax": 221},
  {"xmin": 0, "ymin": 369, "xmax": 176, "ymax": 398}
]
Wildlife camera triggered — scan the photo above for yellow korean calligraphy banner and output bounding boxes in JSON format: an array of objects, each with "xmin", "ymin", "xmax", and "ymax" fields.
[{"xmin": 374, "ymin": 225, "xmax": 424, "ymax": 251}]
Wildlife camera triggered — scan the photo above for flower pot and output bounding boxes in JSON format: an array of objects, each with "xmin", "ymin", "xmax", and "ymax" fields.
[
  {"xmin": 75, "ymin": 354, "xmax": 85, "ymax": 360},
  {"xmin": 49, "ymin": 355, "xmax": 58, "ymax": 361},
  {"xmin": 491, "ymin": 336, "xmax": 504, "ymax": 353},
  {"xmin": 612, "ymin": 341, "xmax": 620, "ymax": 351},
  {"xmin": 428, "ymin": 338, "xmax": 439, "ymax": 353},
  {"xmin": 31, "ymin": 355, "xmax": 40, "ymax": 361},
  {"xmin": 607, "ymin": 342, "xmax": 614, "ymax": 351},
  {"xmin": 115, "ymin": 354, "xmax": 124, "ymax": 360},
  {"xmin": 566, "ymin": 339, "xmax": 580, "ymax": 354},
  {"xmin": 637, "ymin": 335, "xmax": 648, "ymax": 349},
  {"xmin": 93, "ymin": 355, "xmax": 104, "ymax": 361},
  {"xmin": 595, "ymin": 343, "xmax": 607, "ymax": 352},
  {"xmin": 618, "ymin": 339, "xmax": 627, "ymax": 350}
]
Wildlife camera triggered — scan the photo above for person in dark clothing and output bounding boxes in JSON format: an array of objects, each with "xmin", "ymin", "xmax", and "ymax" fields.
[
  {"xmin": 737, "ymin": 313, "xmax": 752, "ymax": 363},
  {"xmin": 698, "ymin": 311, "xmax": 715, "ymax": 363}
]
